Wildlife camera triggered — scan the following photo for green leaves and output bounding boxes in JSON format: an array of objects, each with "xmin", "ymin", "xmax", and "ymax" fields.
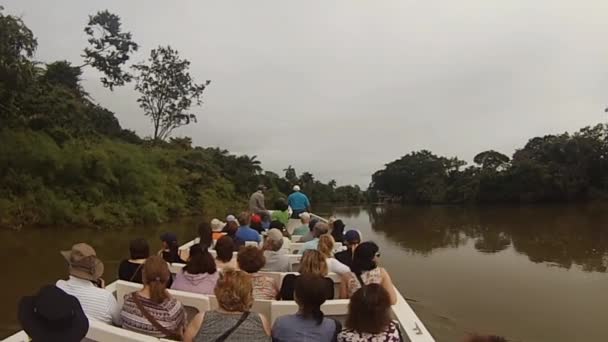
[
  {"xmin": 132, "ymin": 45, "xmax": 210, "ymax": 141},
  {"xmin": 82, "ymin": 10, "xmax": 138, "ymax": 90}
]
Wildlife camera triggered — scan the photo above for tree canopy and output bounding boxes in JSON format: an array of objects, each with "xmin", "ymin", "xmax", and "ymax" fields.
[
  {"xmin": 370, "ymin": 125, "xmax": 608, "ymax": 203},
  {"xmin": 132, "ymin": 46, "xmax": 210, "ymax": 141}
]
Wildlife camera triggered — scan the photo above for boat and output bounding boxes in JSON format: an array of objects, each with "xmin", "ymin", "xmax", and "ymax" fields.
[{"xmin": 3, "ymin": 213, "xmax": 435, "ymax": 342}]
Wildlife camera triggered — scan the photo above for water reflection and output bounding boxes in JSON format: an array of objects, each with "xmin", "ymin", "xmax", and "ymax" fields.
[{"xmin": 368, "ymin": 204, "xmax": 608, "ymax": 272}]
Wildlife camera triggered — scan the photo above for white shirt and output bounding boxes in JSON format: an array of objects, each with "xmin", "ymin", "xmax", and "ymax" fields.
[
  {"xmin": 326, "ymin": 257, "xmax": 351, "ymax": 274},
  {"xmin": 56, "ymin": 276, "xmax": 121, "ymax": 325}
]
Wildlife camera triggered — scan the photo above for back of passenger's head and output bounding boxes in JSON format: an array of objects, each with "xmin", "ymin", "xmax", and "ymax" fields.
[
  {"xmin": 237, "ymin": 246, "xmax": 265, "ymax": 273},
  {"xmin": 308, "ymin": 218, "xmax": 319, "ymax": 231},
  {"xmin": 250, "ymin": 214, "xmax": 262, "ymax": 231},
  {"xmin": 214, "ymin": 269, "xmax": 253, "ymax": 312},
  {"xmin": 294, "ymin": 274, "xmax": 328, "ymax": 325},
  {"xmin": 299, "ymin": 212, "xmax": 311, "ymax": 224},
  {"xmin": 215, "ymin": 236, "xmax": 235, "ymax": 262},
  {"xmin": 184, "ymin": 244, "xmax": 216, "ymax": 275},
  {"xmin": 318, "ymin": 234, "xmax": 335, "ymax": 259},
  {"xmin": 198, "ymin": 222, "xmax": 212, "ymax": 249},
  {"xmin": 269, "ymin": 220, "xmax": 286, "ymax": 231},
  {"xmin": 275, "ymin": 198, "xmax": 288, "ymax": 211},
  {"xmin": 462, "ymin": 334, "xmax": 508, "ymax": 342},
  {"xmin": 129, "ymin": 238, "xmax": 149, "ymax": 259},
  {"xmin": 352, "ymin": 241, "xmax": 379, "ymax": 274},
  {"xmin": 346, "ymin": 284, "xmax": 392, "ymax": 334},
  {"xmin": 238, "ymin": 212, "xmax": 251, "ymax": 226},
  {"xmin": 142, "ymin": 256, "xmax": 171, "ymax": 304},
  {"xmin": 299, "ymin": 249, "xmax": 328, "ymax": 276},
  {"xmin": 225, "ymin": 221, "xmax": 239, "ymax": 236},
  {"xmin": 313, "ymin": 222, "xmax": 329, "ymax": 238},
  {"xmin": 331, "ymin": 219, "xmax": 345, "ymax": 240},
  {"xmin": 344, "ymin": 230, "xmax": 362, "ymax": 247},
  {"xmin": 257, "ymin": 184, "xmax": 267, "ymax": 192},
  {"xmin": 264, "ymin": 228, "xmax": 284, "ymax": 252}
]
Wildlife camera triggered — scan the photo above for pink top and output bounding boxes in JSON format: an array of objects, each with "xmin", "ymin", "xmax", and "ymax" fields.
[
  {"xmin": 251, "ymin": 273, "xmax": 278, "ymax": 300},
  {"xmin": 171, "ymin": 271, "xmax": 219, "ymax": 295},
  {"xmin": 346, "ymin": 268, "xmax": 383, "ymax": 296}
]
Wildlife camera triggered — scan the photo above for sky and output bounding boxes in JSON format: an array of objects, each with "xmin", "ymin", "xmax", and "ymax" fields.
[{"xmin": 5, "ymin": 0, "xmax": 608, "ymax": 188}]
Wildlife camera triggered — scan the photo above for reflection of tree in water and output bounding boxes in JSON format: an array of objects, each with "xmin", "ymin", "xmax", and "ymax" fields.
[{"xmin": 369, "ymin": 204, "xmax": 608, "ymax": 272}]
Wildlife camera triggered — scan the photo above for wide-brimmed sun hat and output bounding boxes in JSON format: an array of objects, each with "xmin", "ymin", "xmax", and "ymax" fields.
[
  {"xmin": 18, "ymin": 285, "xmax": 89, "ymax": 342},
  {"xmin": 211, "ymin": 218, "xmax": 226, "ymax": 232},
  {"xmin": 60, "ymin": 243, "xmax": 104, "ymax": 281}
]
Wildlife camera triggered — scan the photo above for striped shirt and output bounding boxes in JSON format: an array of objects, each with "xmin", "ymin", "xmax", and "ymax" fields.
[
  {"xmin": 121, "ymin": 292, "xmax": 187, "ymax": 338},
  {"xmin": 56, "ymin": 276, "xmax": 121, "ymax": 325}
]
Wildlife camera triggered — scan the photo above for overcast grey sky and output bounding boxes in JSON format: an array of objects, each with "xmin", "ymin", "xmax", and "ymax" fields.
[{"xmin": 6, "ymin": 0, "xmax": 608, "ymax": 188}]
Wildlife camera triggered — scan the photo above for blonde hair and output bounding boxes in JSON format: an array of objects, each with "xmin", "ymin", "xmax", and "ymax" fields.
[
  {"xmin": 214, "ymin": 269, "xmax": 253, "ymax": 312},
  {"xmin": 299, "ymin": 249, "xmax": 328, "ymax": 276},
  {"xmin": 318, "ymin": 234, "xmax": 334, "ymax": 259},
  {"xmin": 142, "ymin": 256, "xmax": 171, "ymax": 304}
]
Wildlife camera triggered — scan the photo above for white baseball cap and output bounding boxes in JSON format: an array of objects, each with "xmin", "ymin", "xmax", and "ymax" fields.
[
  {"xmin": 299, "ymin": 212, "xmax": 311, "ymax": 220},
  {"xmin": 293, "ymin": 185, "xmax": 301, "ymax": 191}
]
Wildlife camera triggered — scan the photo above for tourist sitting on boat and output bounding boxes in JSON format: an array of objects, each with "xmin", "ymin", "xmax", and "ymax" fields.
[
  {"xmin": 334, "ymin": 230, "xmax": 361, "ymax": 269},
  {"xmin": 183, "ymin": 269, "xmax": 271, "ymax": 342},
  {"xmin": 237, "ymin": 246, "xmax": 279, "ymax": 299},
  {"xmin": 293, "ymin": 212, "xmax": 312, "ymax": 236},
  {"xmin": 215, "ymin": 235, "xmax": 238, "ymax": 269},
  {"xmin": 338, "ymin": 284, "xmax": 403, "ymax": 342},
  {"xmin": 318, "ymin": 234, "xmax": 351, "ymax": 274},
  {"xmin": 121, "ymin": 256, "xmax": 187, "ymax": 339},
  {"xmin": 331, "ymin": 219, "xmax": 346, "ymax": 243},
  {"xmin": 18, "ymin": 285, "xmax": 89, "ymax": 342},
  {"xmin": 280, "ymin": 249, "xmax": 334, "ymax": 300},
  {"xmin": 171, "ymin": 243, "xmax": 219, "ymax": 295},
  {"xmin": 300, "ymin": 222, "xmax": 329, "ymax": 253},
  {"xmin": 235, "ymin": 211, "xmax": 262, "ymax": 244},
  {"xmin": 118, "ymin": 238, "xmax": 149, "ymax": 284},
  {"xmin": 210, "ymin": 218, "xmax": 227, "ymax": 241},
  {"xmin": 250, "ymin": 213, "xmax": 265, "ymax": 233},
  {"xmin": 272, "ymin": 274, "xmax": 342, "ymax": 342},
  {"xmin": 198, "ymin": 222, "xmax": 213, "ymax": 250},
  {"xmin": 341, "ymin": 242, "xmax": 397, "ymax": 305},
  {"xmin": 462, "ymin": 334, "xmax": 507, "ymax": 342},
  {"xmin": 271, "ymin": 198, "xmax": 290, "ymax": 225},
  {"xmin": 261, "ymin": 228, "xmax": 291, "ymax": 272},
  {"xmin": 299, "ymin": 217, "xmax": 319, "ymax": 242},
  {"xmin": 269, "ymin": 220, "xmax": 291, "ymax": 252},
  {"xmin": 57, "ymin": 243, "xmax": 121, "ymax": 325},
  {"xmin": 288, "ymin": 185, "xmax": 311, "ymax": 218},
  {"xmin": 222, "ymin": 218, "xmax": 239, "ymax": 241},
  {"xmin": 158, "ymin": 232, "xmax": 185, "ymax": 263}
]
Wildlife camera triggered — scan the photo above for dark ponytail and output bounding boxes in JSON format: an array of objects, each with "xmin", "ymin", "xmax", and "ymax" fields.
[
  {"xmin": 352, "ymin": 241, "xmax": 379, "ymax": 275},
  {"xmin": 294, "ymin": 274, "xmax": 328, "ymax": 325}
]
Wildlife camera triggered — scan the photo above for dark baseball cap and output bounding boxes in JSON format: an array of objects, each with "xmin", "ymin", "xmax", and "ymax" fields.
[{"xmin": 344, "ymin": 230, "xmax": 361, "ymax": 243}]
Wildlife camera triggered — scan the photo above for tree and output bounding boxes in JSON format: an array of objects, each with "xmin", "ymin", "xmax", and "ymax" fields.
[
  {"xmin": 132, "ymin": 46, "xmax": 210, "ymax": 141},
  {"xmin": 43, "ymin": 61, "xmax": 83, "ymax": 93},
  {"xmin": 283, "ymin": 165, "xmax": 298, "ymax": 184},
  {"xmin": 82, "ymin": 10, "xmax": 138, "ymax": 90},
  {"xmin": 474, "ymin": 150, "xmax": 510, "ymax": 171},
  {"xmin": 0, "ymin": 6, "xmax": 38, "ymax": 117}
]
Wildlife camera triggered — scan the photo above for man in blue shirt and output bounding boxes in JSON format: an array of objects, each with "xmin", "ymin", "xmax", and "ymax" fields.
[
  {"xmin": 287, "ymin": 185, "xmax": 311, "ymax": 219},
  {"xmin": 234, "ymin": 212, "xmax": 261, "ymax": 244}
]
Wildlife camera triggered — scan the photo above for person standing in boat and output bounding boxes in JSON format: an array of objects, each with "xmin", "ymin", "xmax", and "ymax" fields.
[
  {"xmin": 249, "ymin": 185, "xmax": 269, "ymax": 216},
  {"xmin": 288, "ymin": 185, "xmax": 311, "ymax": 218}
]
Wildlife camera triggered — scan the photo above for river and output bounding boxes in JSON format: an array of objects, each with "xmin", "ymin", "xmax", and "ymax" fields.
[{"xmin": 2, "ymin": 204, "xmax": 608, "ymax": 341}]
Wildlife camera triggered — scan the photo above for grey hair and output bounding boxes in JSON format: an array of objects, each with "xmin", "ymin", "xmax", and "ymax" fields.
[
  {"xmin": 313, "ymin": 222, "xmax": 329, "ymax": 238},
  {"xmin": 266, "ymin": 236, "xmax": 284, "ymax": 251}
]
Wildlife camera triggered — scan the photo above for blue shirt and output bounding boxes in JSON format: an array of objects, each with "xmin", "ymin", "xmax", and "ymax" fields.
[
  {"xmin": 235, "ymin": 226, "xmax": 261, "ymax": 243},
  {"xmin": 272, "ymin": 313, "xmax": 338, "ymax": 342},
  {"xmin": 288, "ymin": 192, "xmax": 310, "ymax": 211},
  {"xmin": 300, "ymin": 238, "xmax": 319, "ymax": 254}
]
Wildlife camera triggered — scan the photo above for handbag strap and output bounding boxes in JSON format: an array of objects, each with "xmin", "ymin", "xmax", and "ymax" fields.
[
  {"xmin": 129, "ymin": 263, "xmax": 143, "ymax": 282},
  {"xmin": 214, "ymin": 311, "xmax": 250, "ymax": 342},
  {"xmin": 131, "ymin": 293, "xmax": 182, "ymax": 340}
]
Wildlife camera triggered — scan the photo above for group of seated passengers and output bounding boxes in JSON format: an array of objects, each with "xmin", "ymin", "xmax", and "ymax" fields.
[{"xmin": 17, "ymin": 211, "xmax": 508, "ymax": 342}]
